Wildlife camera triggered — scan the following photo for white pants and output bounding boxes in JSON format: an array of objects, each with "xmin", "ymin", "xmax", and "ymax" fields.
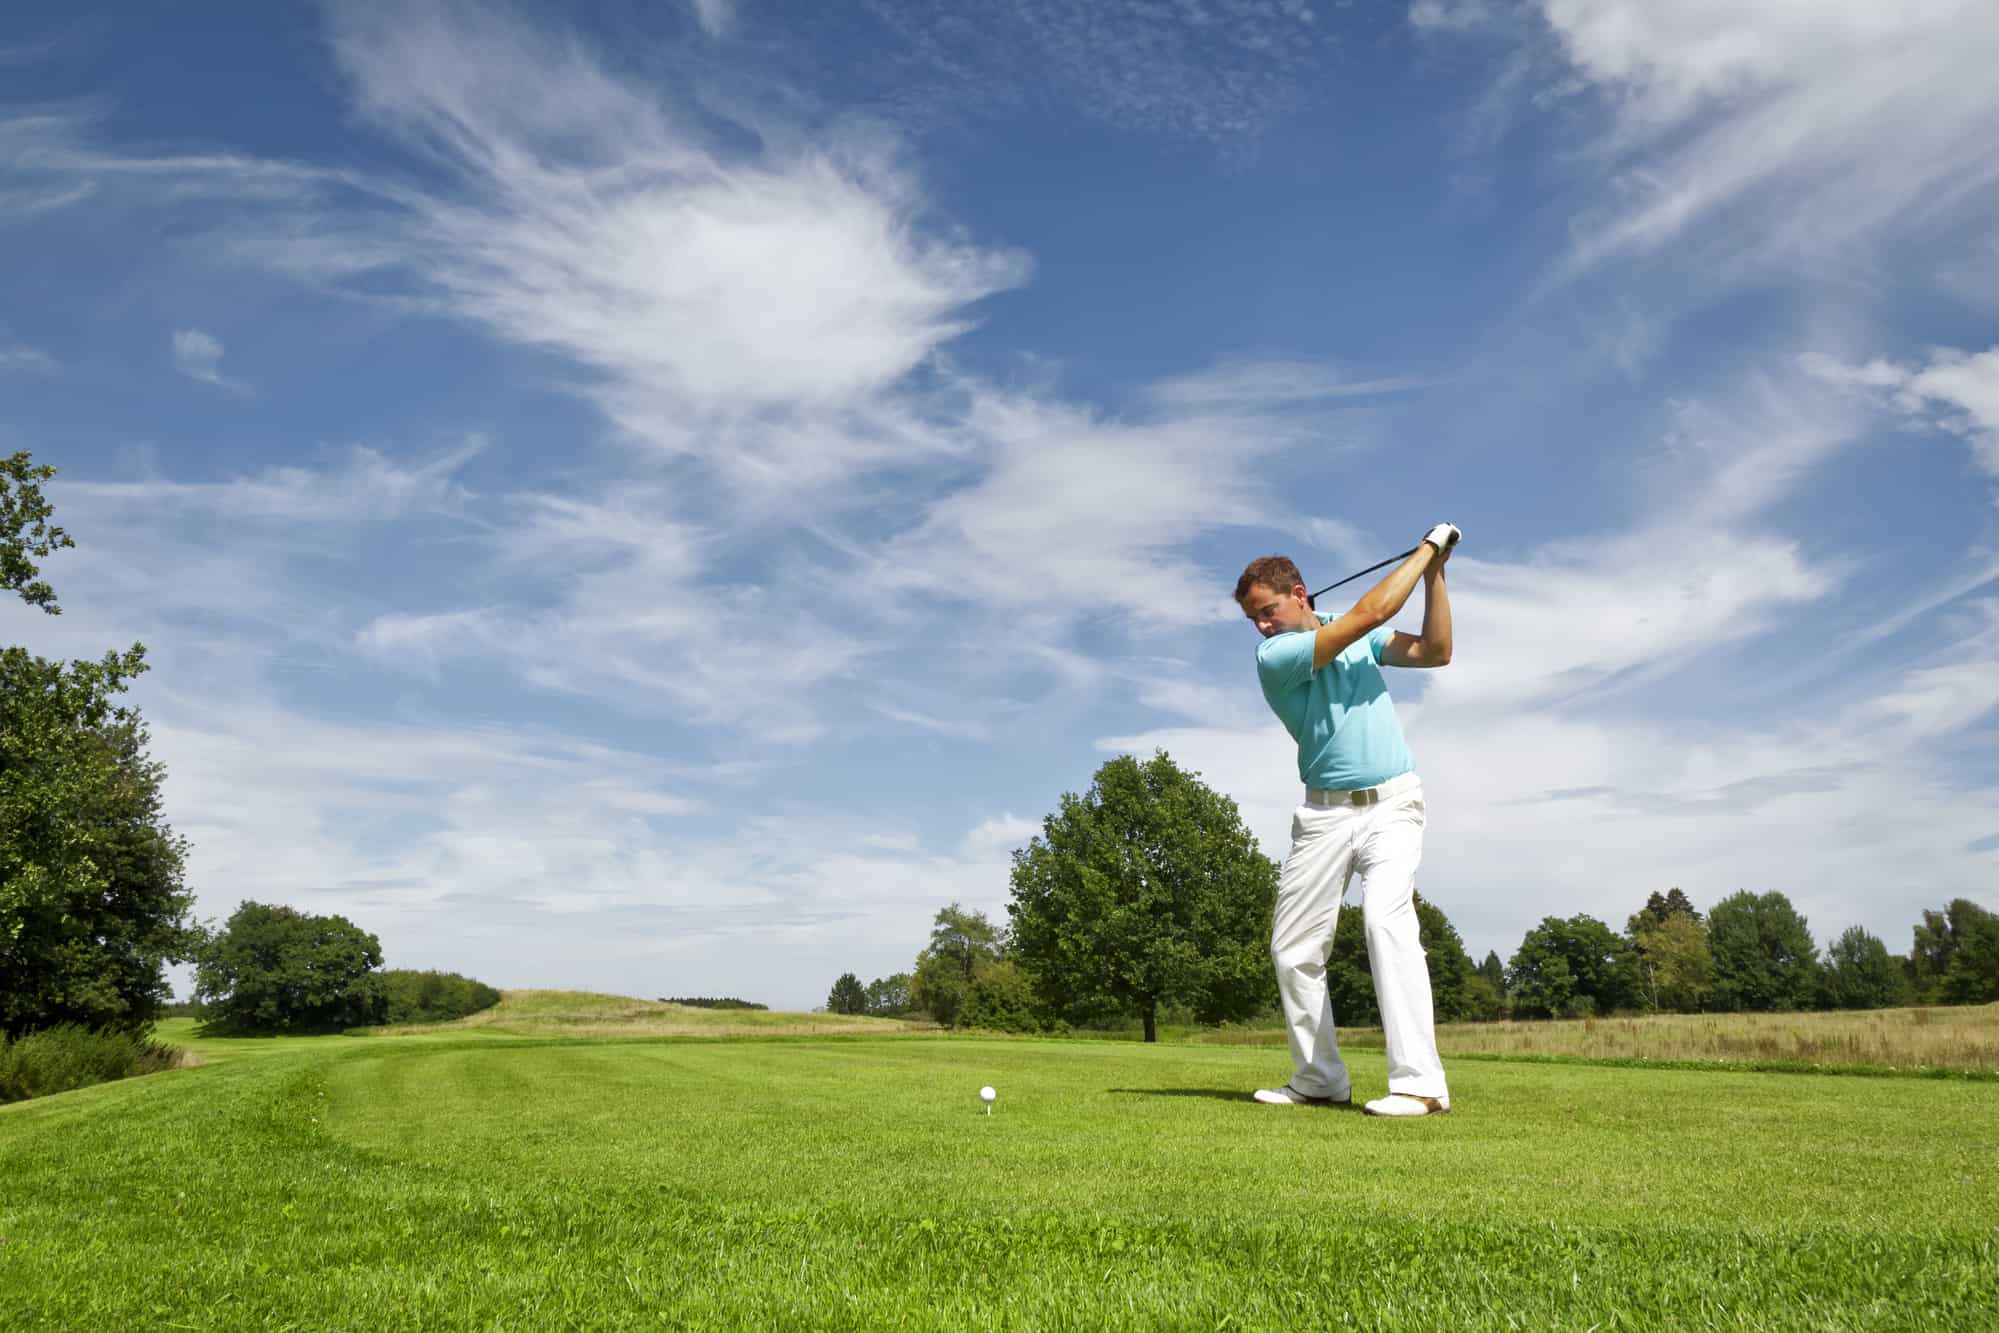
[{"xmin": 1271, "ymin": 774, "xmax": 1448, "ymax": 1100}]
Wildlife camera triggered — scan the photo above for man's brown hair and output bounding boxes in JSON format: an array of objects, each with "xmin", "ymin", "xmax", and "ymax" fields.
[{"xmin": 1235, "ymin": 555, "xmax": 1306, "ymax": 605}]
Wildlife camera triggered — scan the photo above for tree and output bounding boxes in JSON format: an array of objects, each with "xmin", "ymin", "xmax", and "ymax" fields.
[
  {"xmin": 926, "ymin": 903, "xmax": 1003, "ymax": 982},
  {"xmin": 1460, "ymin": 973, "xmax": 1504, "ymax": 1021},
  {"xmin": 1820, "ymin": 927, "xmax": 1908, "ymax": 1010},
  {"xmin": 909, "ymin": 905, "xmax": 1004, "ymax": 1027},
  {"xmin": 1007, "ymin": 752, "xmax": 1278, "ymax": 1042},
  {"xmin": 1477, "ymin": 949, "xmax": 1506, "ymax": 998},
  {"xmin": 1632, "ymin": 912, "xmax": 1714, "ymax": 1012},
  {"xmin": 1627, "ymin": 887, "xmax": 1702, "ymax": 937},
  {"xmin": 1707, "ymin": 890, "xmax": 1819, "ymax": 1012},
  {"xmin": 1909, "ymin": 899, "xmax": 1999, "ymax": 1005},
  {"xmin": 381, "ymin": 969, "xmax": 501, "ymax": 1024},
  {"xmin": 863, "ymin": 972, "xmax": 911, "ymax": 1017},
  {"xmin": 826, "ymin": 972, "xmax": 868, "ymax": 1015},
  {"xmin": 1323, "ymin": 892, "xmax": 1479, "ymax": 1024},
  {"xmin": 1, "ymin": 453, "xmax": 195, "ymax": 1038},
  {"xmin": 910, "ymin": 948, "xmax": 968, "ymax": 1026},
  {"xmin": 1506, "ymin": 915, "xmax": 1642, "ymax": 1019},
  {"xmin": 193, "ymin": 902, "xmax": 386, "ymax": 1034},
  {"xmin": 0, "ymin": 451, "xmax": 72, "ymax": 613}
]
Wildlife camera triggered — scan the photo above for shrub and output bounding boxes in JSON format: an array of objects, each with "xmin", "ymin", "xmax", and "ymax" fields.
[
  {"xmin": 657, "ymin": 997, "xmax": 767, "ymax": 1010},
  {"xmin": 0, "ymin": 1023, "xmax": 181, "ymax": 1102},
  {"xmin": 380, "ymin": 970, "xmax": 502, "ymax": 1025},
  {"xmin": 957, "ymin": 960, "xmax": 1051, "ymax": 1034}
]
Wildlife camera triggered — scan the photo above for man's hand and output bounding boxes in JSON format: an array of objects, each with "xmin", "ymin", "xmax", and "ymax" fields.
[{"xmin": 1422, "ymin": 523, "xmax": 1460, "ymax": 559}]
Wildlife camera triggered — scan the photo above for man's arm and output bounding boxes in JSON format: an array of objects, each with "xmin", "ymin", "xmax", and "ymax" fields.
[
  {"xmin": 1380, "ymin": 558, "xmax": 1452, "ymax": 668},
  {"xmin": 1310, "ymin": 544, "xmax": 1439, "ymax": 670}
]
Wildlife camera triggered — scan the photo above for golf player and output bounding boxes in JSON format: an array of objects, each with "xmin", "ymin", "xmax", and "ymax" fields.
[{"xmin": 1235, "ymin": 524, "xmax": 1459, "ymax": 1118}]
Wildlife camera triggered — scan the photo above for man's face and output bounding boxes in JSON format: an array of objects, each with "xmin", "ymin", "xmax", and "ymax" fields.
[{"xmin": 1239, "ymin": 581, "xmax": 1317, "ymax": 638}]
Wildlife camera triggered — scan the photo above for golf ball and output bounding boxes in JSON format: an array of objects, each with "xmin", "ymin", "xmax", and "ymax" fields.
[{"xmin": 979, "ymin": 1085, "xmax": 996, "ymax": 1104}]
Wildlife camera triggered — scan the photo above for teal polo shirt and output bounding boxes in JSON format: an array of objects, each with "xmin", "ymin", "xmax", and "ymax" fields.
[{"xmin": 1255, "ymin": 618, "xmax": 1415, "ymax": 791}]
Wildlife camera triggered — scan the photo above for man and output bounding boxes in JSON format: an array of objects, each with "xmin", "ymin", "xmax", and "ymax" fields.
[{"xmin": 1234, "ymin": 524, "xmax": 1458, "ymax": 1118}]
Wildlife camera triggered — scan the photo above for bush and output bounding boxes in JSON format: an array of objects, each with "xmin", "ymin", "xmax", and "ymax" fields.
[
  {"xmin": 957, "ymin": 960, "xmax": 1051, "ymax": 1034},
  {"xmin": 657, "ymin": 997, "xmax": 767, "ymax": 1010},
  {"xmin": 380, "ymin": 970, "xmax": 502, "ymax": 1025},
  {"xmin": 0, "ymin": 1023, "xmax": 181, "ymax": 1102}
]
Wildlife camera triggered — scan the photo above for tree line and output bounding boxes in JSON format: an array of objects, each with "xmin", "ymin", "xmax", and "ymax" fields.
[{"xmin": 829, "ymin": 753, "xmax": 1999, "ymax": 1034}]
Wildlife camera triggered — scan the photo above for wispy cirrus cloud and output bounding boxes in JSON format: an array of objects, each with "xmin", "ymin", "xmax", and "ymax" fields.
[
  {"xmin": 861, "ymin": 0, "xmax": 1327, "ymax": 145},
  {"xmin": 1805, "ymin": 346, "xmax": 1999, "ymax": 478},
  {"xmin": 68, "ymin": 440, "xmax": 484, "ymax": 523},
  {"xmin": 1416, "ymin": 2, "xmax": 1999, "ymax": 296},
  {"xmin": 0, "ymin": 340, "xmax": 58, "ymax": 374}
]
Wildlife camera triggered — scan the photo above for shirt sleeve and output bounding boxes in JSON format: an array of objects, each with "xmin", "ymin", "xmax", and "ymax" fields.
[
  {"xmin": 1368, "ymin": 625, "xmax": 1395, "ymax": 663},
  {"xmin": 1256, "ymin": 630, "xmax": 1316, "ymax": 691}
]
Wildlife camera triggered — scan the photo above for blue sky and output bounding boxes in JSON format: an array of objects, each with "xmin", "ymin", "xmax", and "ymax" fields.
[{"xmin": 3, "ymin": 1, "xmax": 1996, "ymax": 1010}]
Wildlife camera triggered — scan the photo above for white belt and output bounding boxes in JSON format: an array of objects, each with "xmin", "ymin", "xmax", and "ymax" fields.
[{"xmin": 1304, "ymin": 772, "xmax": 1420, "ymax": 808}]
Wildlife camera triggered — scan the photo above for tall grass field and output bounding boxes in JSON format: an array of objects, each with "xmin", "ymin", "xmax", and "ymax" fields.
[{"xmin": 3, "ymin": 992, "xmax": 1995, "ymax": 1329}]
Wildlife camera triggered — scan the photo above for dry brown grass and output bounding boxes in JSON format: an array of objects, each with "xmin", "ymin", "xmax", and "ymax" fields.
[
  {"xmin": 375, "ymin": 989, "xmax": 941, "ymax": 1040},
  {"xmin": 1183, "ymin": 1004, "xmax": 1999, "ymax": 1069},
  {"xmin": 1323, "ymin": 1004, "xmax": 1999, "ymax": 1069}
]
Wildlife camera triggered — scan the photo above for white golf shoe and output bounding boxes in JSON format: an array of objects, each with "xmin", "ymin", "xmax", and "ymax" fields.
[
  {"xmin": 1251, "ymin": 1083, "xmax": 1350, "ymax": 1107},
  {"xmin": 1361, "ymin": 1093, "xmax": 1450, "ymax": 1117}
]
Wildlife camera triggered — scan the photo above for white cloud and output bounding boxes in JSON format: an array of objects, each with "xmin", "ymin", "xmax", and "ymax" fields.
[
  {"xmin": 859, "ymin": 387, "xmax": 1322, "ymax": 635},
  {"xmin": 868, "ymin": 700, "xmax": 995, "ymax": 742},
  {"xmin": 1419, "ymin": 2, "xmax": 1999, "ymax": 293},
  {"xmin": 0, "ymin": 341, "xmax": 57, "ymax": 374},
  {"xmin": 312, "ymin": 2, "xmax": 1028, "ymax": 428},
  {"xmin": 688, "ymin": 0, "xmax": 737, "ymax": 38},
  {"xmin": 1408, "ymin": 1, "xmax": 1502, "ymax": 33},
  {"xmin": 170, "ymin": 327, "xmax": 244, "ymax": 390},
  {"xmin": 66, "ymin": 440, "xmax": 483, "ymax": 524},
  {"xmin": 962, "ymin": 812, "xmax": 1038, "ymax": 860},
  {"xmin": 1144, "ymin": 361, "xmax": 1428, "ymax": 411},
  {"xmin": 0, "ymin": 180, "xmax": 97, "ymax": 217},
  {"xmin": 1805, "ymin": 346, "xmax": 1999, "ymax": 477}
]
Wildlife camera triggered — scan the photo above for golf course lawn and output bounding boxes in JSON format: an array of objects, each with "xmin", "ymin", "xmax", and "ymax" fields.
[{"xmin": 3, "ymin": 1028, "xmax": 1995, "ymax": 1329}]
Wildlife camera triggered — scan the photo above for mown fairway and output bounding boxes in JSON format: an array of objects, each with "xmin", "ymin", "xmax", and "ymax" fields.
[{"xmin": 3, "ymin": 1015, "xmax": 1996, "ymax": 1330}]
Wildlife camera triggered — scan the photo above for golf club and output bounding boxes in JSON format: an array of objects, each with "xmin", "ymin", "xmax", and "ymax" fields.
[{"xmin": 1309, "ymin": 527, "xmax": 1459, "ymax": 604}]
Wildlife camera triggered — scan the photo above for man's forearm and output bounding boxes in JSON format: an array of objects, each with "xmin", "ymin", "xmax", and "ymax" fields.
[
  {"xmin": 1420, "ymin": 565, "xmax": 1452, "ymax": 662},
  {"xmin": 1353, "ymin": 546, "xmax": 1436, "ymax": 626}
]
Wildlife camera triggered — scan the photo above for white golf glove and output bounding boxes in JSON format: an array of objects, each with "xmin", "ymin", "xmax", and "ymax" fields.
[{"xmin": 1422, "ymin": 522, "xmax": 1461, "ymax": 553}]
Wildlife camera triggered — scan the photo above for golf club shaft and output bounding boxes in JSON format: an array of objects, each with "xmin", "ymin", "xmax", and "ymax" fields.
[{"xmin": 1308, "ymin": 546, "xmax": 1419, "ymax": 602}]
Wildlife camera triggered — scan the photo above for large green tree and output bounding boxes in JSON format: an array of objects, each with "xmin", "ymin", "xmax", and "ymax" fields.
[
  {"xmin": 193, "ymin": 901, "xmax": 387, "ymax": 1034},
  {"xmin": 1006, "ymin": 752, "xmax": 1277, "ymax": 1042},
  {"xmin": 1909, "ymin": 899, "xmax": 1999, "ymax": 1005},
  {"xmin": 1819, "ymin": 926, "xmax": 1908, "ymax": 1010},
  {"xmin": 1, "ymin": 453, "xmax": 196, "ymax": 1038},
  {"xmin": 1507, "ymin": 915, "xmax": 1642, "ymax": 1019},
  {"xmin": 1324, "ymin": 892, "xmax": 1480, "ymax": 1025},
  {"xmin": 1707, "ymin": 890, "xmax": 1820, "ymax": 1012}
]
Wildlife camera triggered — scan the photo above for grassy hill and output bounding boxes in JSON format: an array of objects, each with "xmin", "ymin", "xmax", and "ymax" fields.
[
  {"xmin": 374, "ymin": 988, "xmax": 937, "ymax": 1038},
  {"xmin": 154, "ymin": 989, "xmax": 933, "ymax": 1061}
]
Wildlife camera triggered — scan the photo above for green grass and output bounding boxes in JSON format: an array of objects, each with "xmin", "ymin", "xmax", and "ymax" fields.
[{"xmin": 4, "ymin": 1007, "xmax": 1996, "ymax": 1328}]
